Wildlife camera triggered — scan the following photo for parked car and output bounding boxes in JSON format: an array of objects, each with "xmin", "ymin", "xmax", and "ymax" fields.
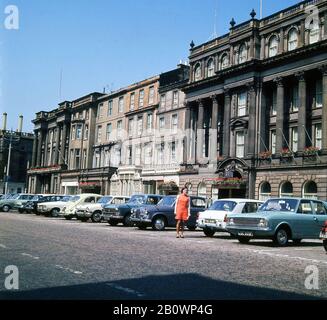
[
  {"xmin": 197, "ymin": 199, "xmax": 263, "ymax": 237},
  {"xmin": 76, "ymin": 196, "xmax": 130, "ymax": 223},
  {"xmin": 37, "ymin": 195, "xmax": 74, "ymax": 217},
  {"xmin": 61, "ymin": 194, "xmax": 102, "ymax": 220},
  {"xmin": 0, "ymin": 194, "xmax": 35, "ymax": 212},
  {"xmin": 103, "ymin": 194, "xmax": 163, "ymax": 227},
  {"xmin": 226, "ymin": 197, "xmax": 327, "ymax": 246},
  {"xmin": 23, "ymin": 195, "xmax": 66, "ymax": 214},
  {"xmin": 130, "ymin": 195, "xmax": 207, "ymax": 231}
]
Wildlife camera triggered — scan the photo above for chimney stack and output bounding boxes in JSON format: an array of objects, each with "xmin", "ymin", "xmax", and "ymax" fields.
[
  {"xmin": 18, "ymin": 115, "xmax": 23, "ymax": 133},
  {"xmin": 2, "ymin": 113, "xmax": 7, "ymax": 131}
]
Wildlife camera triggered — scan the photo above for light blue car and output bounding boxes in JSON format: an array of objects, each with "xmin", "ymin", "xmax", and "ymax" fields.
[{"xmin": 226, "ymin": 198, "xmax": 327, "ymax": 246}]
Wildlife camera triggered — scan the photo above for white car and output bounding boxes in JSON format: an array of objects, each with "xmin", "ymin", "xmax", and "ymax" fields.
[
  {"xmin": 75, "ymin": 196, "xmax": 130, "ymax": 223},
  {"xmin": 197, "ymin": 199, "xmax": 264, "ymax": 237},
  {"xmin": 37, "ymin": 195, "xmax": 74, "ymax": 217},
  {"xmin": 62, "ymin": 194, "xmax": 102, "ymax": 220}
]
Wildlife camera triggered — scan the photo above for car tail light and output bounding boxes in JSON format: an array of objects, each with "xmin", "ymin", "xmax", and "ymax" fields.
[
  {"xmin": 197, "ymin": 212, "xmax": 200, "ymax": 218},
  {"xmin": 323, "ymin": 221, "xmax": 327, "ymax": 231},
  {"xmin": 224, "ymin": 214, "xmax": 228, "ymax": 223}
]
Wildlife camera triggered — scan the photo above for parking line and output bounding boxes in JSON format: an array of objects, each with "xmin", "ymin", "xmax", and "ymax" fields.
[
  {"xmin": 21, "ymin": 253, "xmax": 40, "ymax": 260},
  {"xmin": 0, "ymin": 244, "xmax": 7, "ymax": 249}
]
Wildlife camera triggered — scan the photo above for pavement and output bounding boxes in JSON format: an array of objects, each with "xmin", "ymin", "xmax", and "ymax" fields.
[{"xmin": 0, "ymin": 211, "xmax": 326, "ymax": 300}]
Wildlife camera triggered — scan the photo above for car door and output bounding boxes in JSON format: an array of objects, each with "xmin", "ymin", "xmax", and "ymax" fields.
[
  {"xmin": 311, "ymin": 201, "xmax": 327, "ymax": 238},
  {"xmin": 190, "ymin": 198, "xmax": 206, "ymax": 224},
  {"xmin": 294, "ymin": 200, "xmax": 314, "ymax": 238}
]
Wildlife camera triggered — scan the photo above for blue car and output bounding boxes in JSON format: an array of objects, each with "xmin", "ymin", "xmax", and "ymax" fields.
[{"xmin": 226, "ymin": 198, "xmax": 327, "ymax": 246}]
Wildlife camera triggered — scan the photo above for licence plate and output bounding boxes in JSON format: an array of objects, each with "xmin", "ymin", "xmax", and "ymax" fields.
[
  {"xmin": 320, "ymin": 232, "xmax": 327, "ymax": 239},
  {"xmin": 238, "ymin": 232, "xmax": 253, "ymax": 237},
  {"xmin": 205, "ymin": 219, "xmax": 216, "ymax": 224}
]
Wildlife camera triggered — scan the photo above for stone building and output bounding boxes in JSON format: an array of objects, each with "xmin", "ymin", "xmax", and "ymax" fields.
[{"xmin": 180, "ymin": 0, "xmax": 327, "ymax": 201}]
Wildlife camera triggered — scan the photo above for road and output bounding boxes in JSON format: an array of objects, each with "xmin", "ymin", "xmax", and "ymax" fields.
[{"xmin": 0, "ymin": 212, "xmax": 326, "ymax": 300}]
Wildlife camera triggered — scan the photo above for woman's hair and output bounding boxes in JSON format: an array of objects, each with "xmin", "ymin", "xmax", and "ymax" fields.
[{"xmin": 181, "ymin": 187, "xmax": 188, "ymax": 194}]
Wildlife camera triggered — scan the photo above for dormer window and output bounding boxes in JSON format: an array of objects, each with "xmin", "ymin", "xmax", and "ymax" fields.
[
  {"xmin": 268, "ymin": 36, "xmax": 279, "ymax": 58},
  {"xmin": 221, "ymin": 54, "xmax": 229, "ymax": 70},
  {"xmin": 238, "ymin": 44, "xmax": 247, "ymax": 64},
  {"xmin": 207, "ymin": 59, "xmax": 215, "ymax": 77},
  {"xmin": 194, "ymin": 64, "xmax": 201, "ymax": 81},
  {"xmin": 288, "ymin": 28, "xmax": 298, "ymax": 51},
  {"xmin": 309, "ymin": 21, "xmax": 320, "ymax": 44}
]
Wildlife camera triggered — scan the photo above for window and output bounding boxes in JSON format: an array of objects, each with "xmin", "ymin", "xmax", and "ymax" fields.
[
  {"xmin": 314, "ymin": 79, "xmax": 323, "ymax": 108},
  {"xmin": 312, "ymin": 201, "xmax": 327, "ymax": 215},
  {"xmin": 280, "ymin": 181, "xmax": 293, "ymax": 197},
  {"xmin": 96, "ymin": 125, "xmax": 102, "ymax": 144},
  {"xmin": 76, "ymin": 124, "xmax": 82, "ymax": 140},
  {"xmin": 160, "ymin": 94, "xmax": 166, "ymax": 109},
  {"xmin": 290, "ymin": 85, "xmax": 299, "ymax": 112},
  {"xmin": 291, "ymin": 127, "xmax": 298, "ymax": 153},
  {"xmin": 237, "ymin": 92, "xmax": 247, "ymax": 117},
  {"xmin": 106, "ymin": 123, "xmax": 112, "ymax": 141},
  {"xmin": 197, "ymin": 183, "xmax": 207, "ymax": 198},
  {"xmin": 158, "ymin": 143, "xmax": 165, "ymax": 164},
  {"xmin": 159, "ymin": 117, "xmax": 165, "ymax": 130},
  {"xmin": 194, "ymin": 64, "xmax": 201, "ymax": 81},
  {"xmin": 117, "ymin": 120, "xmax": 123, "ymax": 139},
  {"xmin": 309, "ymin": 21, "xmax": 320, "ymax": 44},
  {"xmin": 269, "ymin": 36, "xmax": 279, "ymax": 57},
  {"xmin": 139, "ymin": 90, "xmax": 144, "ymax": 107},
  {"xmin": 259, "ymin": 182, "xmax": 271, "ymax": 201},
  {"xmin": 135, "ymin": 146, "xmax": 141, "ymax": 166},
  {"xmin": 128, "ymin": 118, "xmax": 134, "ymax": 136},
  {"xmin": 94, "ymin": 150, "xmax": 100, "ymax": 168},
  {"xmin": 97, "ymin": 103, "xmax": 104, "ymax": 118},
  {"xmin": 127, "ymin": 146, "xmax": 133, "ymax": 165},
  {"xmin": 75, "ymin": 149, "xmax": 80, "ymax": 169},
  {"xmin": 171, "ymin": 114, "xmax": 178, "ymax": 133},
  {"xmin": 314, "ymin": 124, "xmax": 322, "ymax": 149},
  {"xmin": 149, "ymin": 87, "xmax": 155, "ymax": 105},
  {"xmin": 137, "ymin": 116, "xmax": 143, "ymax": 136},
  {"xmin": 71, "ymin": 126, "xmax": 76, "ymax": 140},
  {"xmin": 236, "ymin": 131, "xmax": 245, "ymax": 158},
  {"xmin": 108, "ymin": 100, "xmax": 113, "ymax": 116},
  {"xmin": 297, "ymin": 200, "xmax": 313, "ymax": 214},
  {"xmin": 221, "ymin": 54, "xmax": 229, "ymax": 70},
  {"xmin": 118, "ymin": 97, "xmax": 124, "ymax": 113},
  {"xmin": 171, "ymin": 141, "xmax": 176, "ymax": 162},
  {"xmin": 147, "ymin": 113, "xmax": 153, "ymax": 131},
  {"xmin": 271, "ymin": 130, "xmax": 276, "ymax": 154},
  {"xmin": 144, "ymin": 143, "xmax": 153, "ymax": 165},
  {"xmin": 272, "ymin": 90, "xmax": 277, "ymax": 115},
  {"xmin": 84, "ymin": 125, "xmax": 89, "ymax": 140},
  {"xmin": 173, "ymin": 91, "xmax": 178, "ymax": 106},
  {"xmin": 207, "ymin": 59, "xmax": 214, "ymax": 77},
  {"xmin": 303, "ymin": 181, "xmax": 318, "ymax": 200},
  {"xmin": 238, "ymin": 44, "xmax": 247, "ymax": 64},
  {"xmin": 130, "ymin": 93, "xmax": 135, "ymax": 111},
  {"xmin": 288, "ymin": 28, "xmax": 298, "ymax": 51}
]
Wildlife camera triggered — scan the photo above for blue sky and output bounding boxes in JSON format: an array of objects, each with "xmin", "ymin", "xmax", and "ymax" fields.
[{"xmin": 1, "ymin": 0, "xmax": 299, "ymax": 131}]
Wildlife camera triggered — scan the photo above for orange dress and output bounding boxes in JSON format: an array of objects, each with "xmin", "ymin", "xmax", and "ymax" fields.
[{"xmin": 175, "ymin": 194, "xmax": 190, "ymax": 221}]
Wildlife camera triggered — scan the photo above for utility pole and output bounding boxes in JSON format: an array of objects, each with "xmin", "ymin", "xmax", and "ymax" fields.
[{"xmin": 4, "ymin": 132, "xmax": 13, "ymax": 195}]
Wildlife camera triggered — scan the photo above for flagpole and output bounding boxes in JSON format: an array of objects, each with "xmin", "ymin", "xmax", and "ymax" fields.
[{"xmin": 260, "ymin": 0, "xmax": 263, "ymax": 19}]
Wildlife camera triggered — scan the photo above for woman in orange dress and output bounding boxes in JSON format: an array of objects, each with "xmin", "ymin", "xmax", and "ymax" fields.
[{"xmin": 174, "ymin": 187, "xmax": 190, "ymax": 238}]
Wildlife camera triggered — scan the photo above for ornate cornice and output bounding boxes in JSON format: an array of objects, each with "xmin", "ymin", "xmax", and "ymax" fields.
[{"xmin": 273, "ymin": 77, "xmax": 284, "ymax": 87}]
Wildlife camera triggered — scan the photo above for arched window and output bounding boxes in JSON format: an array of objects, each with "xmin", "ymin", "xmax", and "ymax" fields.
[
  {"xmin": 207, "ymin": 59, "xmax": 215, "ymax": 77},
  {"xmin": 238, "ymin": 44, "xmax": 247, "ymax": 64},
  {"xmin": 259, "ymin": 182, "xmax": 271, "ymax": 201},
  {"xmin": 221, "ymin": 54, "xmax": 229, "ymax": 70},
  {"xmin": 288, "ymin": 28, "xmax": 298, "ymax": 51},
  {"xmin": 268, "ymin": 36, "xmax": 279, "ymax": 57},
  {"xmin": 303, "ymin": 181, "xmax": 318, "ymax": 199},
  {"xmin": 280, "ymin": 181, "xmax": 293, "ymax": 197},
  {"xmin": 309, "ymin": 21, "xmax": 320, "ymax": 44},
  {"xmin": 194, "ymin": 64, "xmax": 201, "ymax": 81},
  {"xmin": 197, "ymin": 182, "xmax": 207, "ymax": 198}
]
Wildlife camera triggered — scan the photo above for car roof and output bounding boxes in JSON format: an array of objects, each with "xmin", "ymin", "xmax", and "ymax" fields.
[{"xmin": 215, "ymin": 198, "xmax": 263, "ymax": 203}]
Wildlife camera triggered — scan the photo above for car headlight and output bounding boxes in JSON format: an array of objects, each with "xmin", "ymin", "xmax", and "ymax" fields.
[
  {"xmin": 227, "ymin": 218, "xmax": 234, "ymax": 225},
  {"xmin": 85, "ymin": 207, "xmax": 90, "ymax": 212},
  {"xmin": 115, "ymin": 207, "xmax": 119, "ymax": 211},
  {"xmin": 131, "ymin": 209, "xmax": 135, "ymax": 214},
  {"xmin": 258, "ymin": 219, "xmax": 268, "ymax": 228}
]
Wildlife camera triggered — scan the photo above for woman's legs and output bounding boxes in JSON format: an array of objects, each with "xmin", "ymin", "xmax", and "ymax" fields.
[
  {"xmin": 180, "ymin": 220, "xmax": 185, "ymax": 237},
  {"xmin": 176, "ymin": 220, "xmax": 181, "ymax": 237}
]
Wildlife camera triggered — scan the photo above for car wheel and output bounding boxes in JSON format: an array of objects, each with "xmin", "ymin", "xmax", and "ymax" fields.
[
  {"xmin": 91, "ymin": 212, "xmax": 102, "ymax": 223},
  {"xmin": 2, "ymin": 205, "xmax": 11, "ymax": 212},
  {"xmin": 274, "ymin": 228, "xmax": 289, "ymax": 247},
  {"xmin": 123, "ymin": 214, "xmax": 134, "ymax": 227},
  {"xmin": 293, "ymin": 239, "xmax": 302, "ymax": 245},
  {"xmin": 187, "ymin": 225, "xmax": 197, "ymax": 231},
  {"xmin": 203, "ymin": 228, "xmax": 215, "ymax": 237},
  {"xmin": 238, "ymin": 237, "xmax": 251, "ymax": 244},
  {"xmin": 50, "ymin": 208, "xmax": 60, "ymax": 218},
  {"xmin": 152, "ymin": 216, "xmax": 167, "ymax": 231},
  {"xmin": 18, "ymin": 208, "xmax": 25, "ymax": 214},
  {"xmin": 323, "ymin": 240, "xmax": 327, "ymax": 253},
  {"xmin": 108, "ymin": 220, "xmax": 119, "ymax": 226}
]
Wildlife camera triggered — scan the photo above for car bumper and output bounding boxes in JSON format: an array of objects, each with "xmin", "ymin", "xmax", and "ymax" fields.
[
  {"xmin": 197, "ymin": 221, "xmax": 227, "ymax": 232},
  {"xmin": 226, "ymin": 226, "xmax": 273, "ymax": 238},
  {"xmin": 103, "ymin": 214, "xmax": 124, "ymax": 221},
  {"xmin": 130, "ymin": 217, "xmax": 152, "ymax": 225},
  {"xmin": 76, "ymin": 211, "xmax": 92, "ymax": 218}
]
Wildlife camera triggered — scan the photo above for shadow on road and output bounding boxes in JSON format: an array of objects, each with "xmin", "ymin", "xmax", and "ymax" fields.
[{"xmin": 0, "ymin": 273, "xmax": 320, "ymax": 300}]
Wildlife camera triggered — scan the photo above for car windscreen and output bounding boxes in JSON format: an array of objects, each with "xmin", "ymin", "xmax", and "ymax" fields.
[
  {"xmin": 259, "ymin": 199, "xmax": 298, "ymax": 213},
  {"xmin": 128, "ymin": 195, "xmax": 146, "ymax": 204},
  {"xmin": 69, "ymin": 196, "xmax": 80, "ymax": 202},
  {"xmin": 209, "ymin": 200, "xmax": 237, "ymax": 212},
  {"xmin": 61, "ymin": 196, "xmax": 72, "ymax": 202},
  {"xmin": 31, "ymin": 196, "xmax": 40, "ymax": 201},
  {"xmin": 97, "ymin": 196, "xmax": 113, "ymax": 204},
  {"xmin": 158, "ymin": 197, "xmax": 176, "ymax": 207}
]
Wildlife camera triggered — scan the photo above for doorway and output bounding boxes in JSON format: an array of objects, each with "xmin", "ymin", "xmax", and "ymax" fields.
[{"xmin": 218, "ymin": 188, "xmax": 246, "ymax": 199}]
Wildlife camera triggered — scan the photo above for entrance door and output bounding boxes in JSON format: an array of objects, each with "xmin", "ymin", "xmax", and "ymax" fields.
[{"xmin": 218, "ymin": 188, "xmax": 246, "ymax": 199}]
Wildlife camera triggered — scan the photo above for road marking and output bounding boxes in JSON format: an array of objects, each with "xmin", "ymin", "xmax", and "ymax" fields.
[
  {"xmin": 106, "ymin": 283, "xmax": 145, "ymax": 298},
  {"xmin": 55, "ymin": 265, "xmax": 83, "ymax": 275},
  {"xmin": 0, "ymin": 244, "xmax": 7, "ymax": 249},
  {"xmin": 21, "ymin": 253, "xmax": 40, "ymax": 260}
]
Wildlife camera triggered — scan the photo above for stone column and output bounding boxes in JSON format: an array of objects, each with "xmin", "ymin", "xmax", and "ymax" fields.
[
  {"xmin": 210, "ymin": 95, "xmax": 219, "ymax": 163},
  {"xmin": 247, "ymin": 83, "xmax": 257, "ymax": 157},
  {"xmin": 60, "ymin": 123, "xmax": 67, "ymax": 165},
  {"xmin": 259, "ymin": 86, "xmax": 268, "ymax": 153},
  {"xmin": 274, "ymin": 77, "xmax": 285, "ymax": 154},
  {"xmin": 296, "ymin": 72, "xmax": 307, "ymax": 151},
  {"xmin": 260, "ymin": 36, "xmax": 265, "ymax": 60},
  {"xmin": 31, "ymin": 131, "xmax": 38, "ymax": 168},
  {"xmin": 54, "ymin": 125, "xmax": 61, "ymax": 165},
  {"xmin": 320, "ymin": 66, "xmax": 327, "ymax": 151},
  {"xmin": 183, "ymin": 102, "xmax": 191, "ymax": 164},
  {"xmin": 36, "ymin": 130, "xmax": 43, "ymax": 167},
  {"xmin": 196, "ymin": 100, "xmax": 205, "ymax": 162},
  {"xmin": 43, "ymin": 130, "xmax": 49, "ymax": 167},
  {"xmin": 223, "ymin": 90, "xmax": 231, "ymax": 157},
  {"xmin": 279, "ymin": 28, "xmax": 284, "ymax": 54}
]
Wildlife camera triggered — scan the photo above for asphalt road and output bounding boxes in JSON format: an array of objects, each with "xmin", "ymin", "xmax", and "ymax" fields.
[{"xmin": 0, "ymin": 212, "xmax": 326, "ymax": 300}]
